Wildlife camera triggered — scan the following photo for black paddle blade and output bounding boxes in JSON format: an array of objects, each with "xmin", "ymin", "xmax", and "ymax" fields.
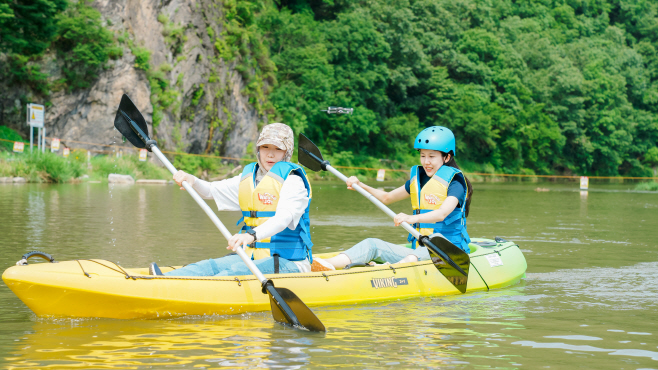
[
  {"xmin": 266, "ymin": 283, "xmax": 326, "ymax": 332},
  {"xmin": 114, "ymin": 94, "xmax": 150, "ymax": 148},
  {"xmin": 422, "ymin": 234, "xmax": 470, "ymax": 293},
  {"xmin": 298, "ymin": 133, "xmax": 325, "ymax": 172}
]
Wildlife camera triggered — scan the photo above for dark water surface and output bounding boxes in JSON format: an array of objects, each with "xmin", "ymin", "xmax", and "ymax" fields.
[{"xmin": 1, "ymin": 181, "xmax": 657, "ymax": 369}]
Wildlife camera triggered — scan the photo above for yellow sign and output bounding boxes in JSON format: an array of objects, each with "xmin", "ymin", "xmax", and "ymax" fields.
[
  {"xmin": 580, "ymin": 176, "xmax": 589, "ymax": 190},
  {"xmin": 139, "ymin": 149, "xmax": 148, "ymax": 161},
  {"xmin": 13, "ymin": 141, "xmax": 24, "ymax": 153},
  {"xmin": 28, "ymin": 103, "xmax": 45, "ymax": 127},
  {"xmin": 63, "ymin": 147, "xmax": 70, "ymax": 158},
  {"xmin": 51, "ymin": 138, "xmax": 60, "ymax": 151},
  {"xmin": 376, "ymin": 169, "xmax": 386, "ymax": 182}
]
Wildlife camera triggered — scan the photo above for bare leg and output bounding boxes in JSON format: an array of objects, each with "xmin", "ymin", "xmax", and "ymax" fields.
[
  {"xmin": 324, "ymin": 253, "xmax": 352, "ymax": 269},
  {"xmin": 395, "ymin": 254, "xmax": 419, "ymax": 264}
]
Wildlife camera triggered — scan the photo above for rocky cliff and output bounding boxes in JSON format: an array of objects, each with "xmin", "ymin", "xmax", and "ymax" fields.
[{"xmin": 0, "ymin": 0, "xmax": 262, "ymax": 158}]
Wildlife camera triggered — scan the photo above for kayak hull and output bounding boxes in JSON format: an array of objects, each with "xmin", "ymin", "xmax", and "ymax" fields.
[{"xmin": 2, "ymin": 239, "xmax": 527, "ymax": 319}]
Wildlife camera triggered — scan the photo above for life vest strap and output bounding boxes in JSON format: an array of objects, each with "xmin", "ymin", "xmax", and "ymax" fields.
[
  {"xmin": 253, "ymin": 241, "xmax": 307, "ymax": 261},
  {"xmin": 240, "ymin": 210, "xmax": 277, "ymax": 218},
  {"xmin": 443, "ymin": 212, "xmax": 462, "ymax": 225}
]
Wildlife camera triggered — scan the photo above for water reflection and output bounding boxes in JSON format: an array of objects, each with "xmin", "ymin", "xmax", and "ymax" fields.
[
  {"xmin": 26, "ymin": 192, "xmax": 45, "ymax": 248},
  {"xmin": 137, "ymin": 187, "xmax": 146, "ymax": 227},
  {"xmin": 5, "ymin": 288, "xmax": 533, "ymax": 369}
]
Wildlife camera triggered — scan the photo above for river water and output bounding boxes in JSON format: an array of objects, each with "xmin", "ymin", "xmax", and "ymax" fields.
[{"xmin": 0, "ymin": 180, "xmax": 657, "ymax": 369}]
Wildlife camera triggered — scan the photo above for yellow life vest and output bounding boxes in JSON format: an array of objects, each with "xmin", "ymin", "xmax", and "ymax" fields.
[
  {"xmin": 408, "ymin": 165, "xmax": 471, "ymax": 253},
  {"xmin": 237, "ymin": 162, "xmax": 313, "ymax": 262}
]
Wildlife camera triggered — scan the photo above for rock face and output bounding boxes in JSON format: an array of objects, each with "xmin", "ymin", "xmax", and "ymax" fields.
[
  {"xmin": 0, "ymin": 0, "xmax": 261, "ymax": 158},
  {"xmin": 108, "ymin": 173, "xmax": 135, "ymax": 184}
]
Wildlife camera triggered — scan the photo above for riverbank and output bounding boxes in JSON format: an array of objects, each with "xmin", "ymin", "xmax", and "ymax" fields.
[
  {"xmin": 0, "ymin": 150, "xmax": 173, "ymax": 183},
  {"xmin": 636, "ymin": 181, "xmax": 658, "ymax": 191},
  {"xmin": 0, "ymin": 149, "xmax": 417, "ymax": 183},
  {"xmin": 1, "ymin": 149, "xmax": 656, "ymax": 188}
]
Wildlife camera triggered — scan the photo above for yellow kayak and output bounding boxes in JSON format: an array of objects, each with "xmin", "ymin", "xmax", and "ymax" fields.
[{"xmin": 2, "ymin": 238, "xmax": 526, "ymax": 319}]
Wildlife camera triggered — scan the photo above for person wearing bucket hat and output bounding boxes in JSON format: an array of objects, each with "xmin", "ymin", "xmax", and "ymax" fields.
[
  {"xmin": 148, "ymin": 123, "xmax": 315, "ymax": 277},
  {"xmin": 315, "ymin": 126, "xmax": 473, "ymax": 270}
]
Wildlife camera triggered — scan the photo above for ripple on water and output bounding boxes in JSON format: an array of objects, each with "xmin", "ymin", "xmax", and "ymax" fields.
[
  {"xmin": 311, "ymin": 215, "xmax": 392, "ymax": 227},
  {"xmin": 544, "ymin": 335, "xmax": 603, "ymax": 341},
  {"xmin": 513, "ymin": 341, "xmax": 658, "ymax": 361},
  {"xmin": 524, "ymin": 261, "xmax": 658, "ymax": 311}
]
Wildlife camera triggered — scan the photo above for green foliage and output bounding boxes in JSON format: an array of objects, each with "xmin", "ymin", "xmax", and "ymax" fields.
[
  {"xmin": 0, "ymin": 150, "xmax": 84, "ymax": 182},
  {"xmin": 0, "ymin": 144, "xmax": 172, "ymax": 182},
  {"xmin": 191, "ymin": 85, "xmax": 204, "ymax": 106},
  {"xmin": 644, "ymin": 147, "xmax": 658, "ymax": 166},
  {"xmin": 0, "ymin": 0, "xmax": 68, "ymax": 55},
  {"xmin": 158, "ymin": 12, "xmax": 187, "ymax": 55},
  {"xmin": 55, "ymin": 0, "xmax": 123, "ymax": 90},
  {"xmin": 172, "ymin": 154, "xmax": 220, "ymax": 177},
  {"xmin": 0, "ymin": 0, "xmax": 120, "ymax": 94},
  {"xmin": 255, "ymin": 0, "xmax": 658, "ymax": 176},
  {"xmin": 218, "ymin": 0, "xmax": 276, "ymax": 115},
  {"xmin": 635, "ymin": 182, "xmax": 658, "ymax": 191},
  {"xmin": 146, "ymin": 63, "xmax": 181, "ymax": 127},
  {"xmin": 90, "ymin": 154, "xmax": 171, "ymax": 181},
  {"xmin": 131, "ymin": 45, "xmax": 151, "ymax": 71},
  {"xmin": 128, "ymin": 44, "xmax": 181, "ymax": 127},
  {"xmin": 4, "ymin": 54, "xmax": 51, "ymax": 94},
  {"xmin": 0, "ymin": 126, "xmax": 25, "ymax": 151}
]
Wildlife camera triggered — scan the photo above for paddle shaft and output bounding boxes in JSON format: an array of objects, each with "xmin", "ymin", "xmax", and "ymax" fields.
[
  {"xmin": 325, "ymin": 165, "xmax": 423, "ymax": 239},
  {"xmin": 150, "ymin": 145, "xmax": 268, "ymax": 284},
  {"xmin": 326, "ymin": 164, "xmax": 468, "ymax": 277}
]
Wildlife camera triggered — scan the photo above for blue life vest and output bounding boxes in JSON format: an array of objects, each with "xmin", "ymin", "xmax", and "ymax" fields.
[
  {"xmin": 407, "ymin": 165, "xmax": 471, "ymax": 253},
  {"xmin": 237, "ymin": 162, "xmax": 313, "ymax": 262}
]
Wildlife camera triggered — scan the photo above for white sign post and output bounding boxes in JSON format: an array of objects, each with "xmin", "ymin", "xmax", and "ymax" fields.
[
  {"xmin": 376, "ymin": 169, "xmax": 386, "ymax": 182},
  {"xmin": 27, "ymin": 104, "xmax": 46, "ymax": 153},
  {"xmin": 51, "ymin": 138, "xmax": 60, "ymax": 152}
]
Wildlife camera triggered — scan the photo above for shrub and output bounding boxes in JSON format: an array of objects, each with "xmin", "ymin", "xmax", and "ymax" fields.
[
  {"xmin": 0, "ymin": 126, "xmax": 25, "ymax": 151},
  {"xmin": 55, "ymin": 0, "xmax": 121, "ymax": 90},
  {"xmin": 635, "ymin": 182, "xmax": 658, "ymax": 191}
]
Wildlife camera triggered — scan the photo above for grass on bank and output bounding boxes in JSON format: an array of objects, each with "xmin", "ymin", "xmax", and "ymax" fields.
[
  {"xmin": 0, "ymin": 150, "xmax": 172, "ymax": 183},
  {"xmin": 0, "ymin": 148, "xmax": 588, "ymax": 184},
  {"xmin": 635, "ymin": 182, "xmax": 658, "ymax": 191}
]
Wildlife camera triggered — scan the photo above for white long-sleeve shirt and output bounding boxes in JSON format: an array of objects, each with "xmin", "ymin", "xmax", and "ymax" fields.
[{"xmin": 191, "ymin": 174, "xmax": 311, "ymax": 272}]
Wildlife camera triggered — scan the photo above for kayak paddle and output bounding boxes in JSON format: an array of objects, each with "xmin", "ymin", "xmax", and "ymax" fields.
[
  {"xmin": 297, "ymin": 133, "xmax": 470, "ymax": 293},
  {"xmin": 113, "ymin": 94, "xmax": 325, "ymax": 332}
]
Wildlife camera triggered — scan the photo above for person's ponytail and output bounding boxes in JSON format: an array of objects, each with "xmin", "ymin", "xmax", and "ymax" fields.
[{"xmin": 443, "ymin": 154, "xmax": 473, "ymax": 217}]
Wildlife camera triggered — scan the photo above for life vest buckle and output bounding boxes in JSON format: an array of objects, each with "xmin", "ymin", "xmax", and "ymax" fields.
[{"xmin": 250, "ymin": 210, "xmax": 258, "ymax": 218}]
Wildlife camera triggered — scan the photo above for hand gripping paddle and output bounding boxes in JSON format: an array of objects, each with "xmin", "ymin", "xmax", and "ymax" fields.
[
  {"xmin": 297, "ymin": 133, "xmax": 470, "ymax": 293},
  {"xmin": 114, "ymin": 94, "xmax": 325, "ymax": 331}
]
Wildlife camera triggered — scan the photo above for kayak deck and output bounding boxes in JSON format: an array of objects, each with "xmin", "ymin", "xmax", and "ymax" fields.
[{"xmin": 2, "ymin": 238, "xmax": 527, "ymax": 319}]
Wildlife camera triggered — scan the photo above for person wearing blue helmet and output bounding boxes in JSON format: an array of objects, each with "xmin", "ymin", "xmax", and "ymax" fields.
[{"xmin": 313, "ymin": 126, "xmax": 473, "ymax": 271}]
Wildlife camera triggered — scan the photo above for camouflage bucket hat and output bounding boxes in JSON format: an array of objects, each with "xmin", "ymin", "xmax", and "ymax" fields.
[{"xmin": 256, "ymin": 123, "xmax": 294, "ymax": 162}]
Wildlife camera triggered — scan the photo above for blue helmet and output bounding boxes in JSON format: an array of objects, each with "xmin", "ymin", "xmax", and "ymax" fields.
[{"xmin": 413, "ymin": 126, "xmax": 456, "ymax": 156}]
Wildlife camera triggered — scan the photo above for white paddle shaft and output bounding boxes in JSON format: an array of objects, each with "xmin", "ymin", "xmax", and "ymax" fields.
[
  {"xmin": 325, "ymin": 165, "xmax": 422, "ymax": 239},
  {"xmin": 151, "ymin": 145, "xmax": 268, "ymax": 284}
]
